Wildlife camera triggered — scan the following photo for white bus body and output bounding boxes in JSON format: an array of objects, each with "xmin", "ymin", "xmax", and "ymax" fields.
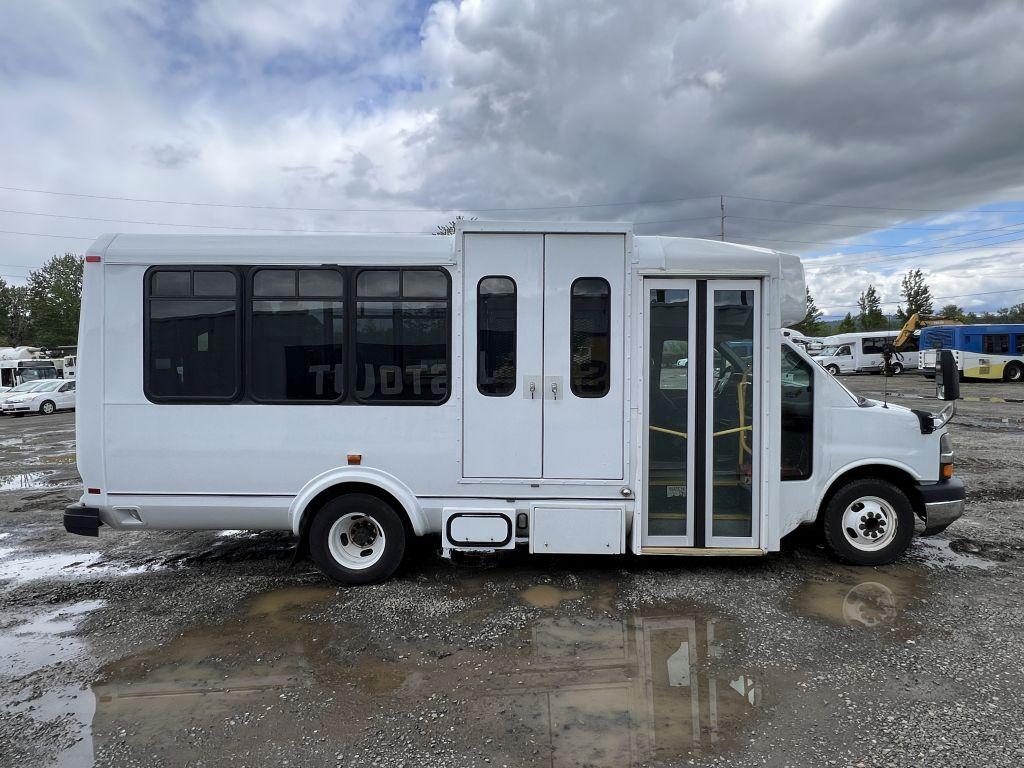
[
  {"xmin": 813, "ymin": 331, "xmax": 919, "ymax": 375},
  {"xmin": 0, "ymin": 347, "xmax": 59, "ymax": 388},
  {"xmin": 66, "ymin": 224, "xmax": 963, "ymax": 583}
]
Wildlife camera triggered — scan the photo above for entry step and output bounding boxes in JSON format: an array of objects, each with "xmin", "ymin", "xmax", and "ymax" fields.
[{"xmin": 639, "ymin": 546, "xmax": 764, "ymax": 557}]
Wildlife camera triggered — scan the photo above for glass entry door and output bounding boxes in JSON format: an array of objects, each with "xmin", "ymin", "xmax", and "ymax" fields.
[{"xmin": 642, "ymin": 279, "xmax": 760, "ymax": 549}]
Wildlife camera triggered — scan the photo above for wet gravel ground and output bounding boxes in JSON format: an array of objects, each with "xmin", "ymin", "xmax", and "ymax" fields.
[{"xmin": 1, "ymin": 374, "xmax": 1023, "ymax": 767}]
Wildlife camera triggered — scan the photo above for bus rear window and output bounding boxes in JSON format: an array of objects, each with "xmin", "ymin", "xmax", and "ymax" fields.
[{"xmin": 146, "ymin": 269, "xmax": 240, "ymax": 401}]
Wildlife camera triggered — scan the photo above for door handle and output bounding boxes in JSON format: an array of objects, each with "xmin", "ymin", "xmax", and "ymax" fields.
[
  {"xmin": 543, "ymin": 376, "xmax": 563, "ymax": 400},
  {"xmin": 529, "ymin": 381, "xmax": 537, "ymax": 399},
  {"xmin": 550, "ymin": 381, "xmax": 558, "ymax": 400}
]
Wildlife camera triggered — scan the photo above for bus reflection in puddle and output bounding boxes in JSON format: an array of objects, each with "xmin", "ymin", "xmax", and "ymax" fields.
[{"xmin": 501, "ymin": 614, "xmax": 762, "ymax": 765}]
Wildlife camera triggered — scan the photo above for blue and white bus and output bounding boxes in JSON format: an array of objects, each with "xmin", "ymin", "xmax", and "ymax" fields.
[{"xmin": 919, "ymin": 324, "xmax": 1024, "ymax": 382}]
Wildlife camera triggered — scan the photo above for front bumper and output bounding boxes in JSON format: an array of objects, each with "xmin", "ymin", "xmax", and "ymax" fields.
[
  {"xmin": 64, "ymin": 505, "xmax": 102, "ymax": 537},
  {"xmin": 913, "ymin": 477, "xmax": 965, "ymax": 536}
]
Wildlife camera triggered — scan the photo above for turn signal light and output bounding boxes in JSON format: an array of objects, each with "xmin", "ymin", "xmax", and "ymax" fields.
[{"xmin": 941, "ymin": 464, "xmax": 954, "ymax": 479}]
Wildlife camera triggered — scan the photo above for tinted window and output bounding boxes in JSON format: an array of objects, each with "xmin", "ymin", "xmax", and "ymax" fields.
[
  {"xmin": 862, "ymin": 337, "xmax": 886, "ymax": 354},
  {"xmin": 357, "ymin": 270, "xmax": 400, "ymax": 298},
  {"xmin": 570, "ymin": 278, "xmax": 611, "ymax": 398},
  {"xmin": 193, "ymin": 271, "xmax": 237, "ymax": 297},
  {"xmin": 355, "ymin": 269, "xmax": 450, "ymax": 403},
  {"xmin": 249, "ymin": 269, "xmax": 345, "ymax": 401},
  {"xmin": 477, "ymin": 277, "xmax": 516, "ymax": 396},
  {"xmin": 150, "ymin": 271, "xmax": 190, "ymax": 297},
  {"xmin": 982, "ymin": 334, "xmax": 1010, "ymax": 354},
  {"xmin": 404, "ymin": 270, "xmax": 448, "ymax": 298},
  {"xmin": 1015, "ymin": 335, "xmax": 1024, "ymax": 355},
  {"xmin": 781, "ymin": 345, "xmax": 813, "ymax": 480},
  {"xmin": 147, "ymin": 269, "xmax": 239, "ymax": 400}
]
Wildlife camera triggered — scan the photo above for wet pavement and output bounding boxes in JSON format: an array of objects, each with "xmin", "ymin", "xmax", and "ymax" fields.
[{"xmin": 1, "ymin": 375, "xmax": 1024, "ymax": 767}]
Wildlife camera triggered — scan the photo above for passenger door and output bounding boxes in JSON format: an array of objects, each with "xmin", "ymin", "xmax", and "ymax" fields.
[{"xmin": 462, "ymin": 233, "xmax": 625, "ymax": 480}]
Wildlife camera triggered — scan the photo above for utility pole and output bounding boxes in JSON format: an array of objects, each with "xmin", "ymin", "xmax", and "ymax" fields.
[{"xmin": 720, "ymin": 195, "xmax": 725, "ymax": 241}]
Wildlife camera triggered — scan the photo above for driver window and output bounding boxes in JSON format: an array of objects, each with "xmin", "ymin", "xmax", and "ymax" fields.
[{"xmin": 838, "ymin": 345, "xmax": 851, "ymax": 356}]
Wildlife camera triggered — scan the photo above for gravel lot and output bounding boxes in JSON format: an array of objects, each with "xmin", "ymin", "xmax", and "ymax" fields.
[{"xmin": 1, "ymin": 373, "xmax": 1023, "ymax": 768}]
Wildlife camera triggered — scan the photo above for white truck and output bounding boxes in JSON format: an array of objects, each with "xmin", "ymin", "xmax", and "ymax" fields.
[{"xmin": 814, "ymin": 331, "xmax": 919, "ymax": 376}]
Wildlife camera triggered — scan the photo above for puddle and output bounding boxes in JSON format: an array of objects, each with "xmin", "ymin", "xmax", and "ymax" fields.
[
  {"xmin": 793, "ymin": 569, "xmax": 924, "ymax": 629},
  {"xmin": 74, "ymin": 586, "xmax": 763, "ymax": 765},
  {"xmin": 0, "ymin": 470, "xmax": 74, "ymax": 491},
  {"xmin": 520, "ymin": 584, "xmax": 584, "ymax": 608},
  {"xmin": 0, "ymin": 600, "xmax": 103, "ymax": 767},
  {"xmin": 910, "ymin": 538, "xmax": 1000, "ymax": 570},
  {"xmin": 0, "ymin": 549, "xmax": 157, "ymax": 586}
]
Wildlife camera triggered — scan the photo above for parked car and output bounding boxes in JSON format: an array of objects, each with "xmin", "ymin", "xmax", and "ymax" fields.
[
  {"xmin": 2, "ymin": 378, "xmax": 76, "ymax": 416},
  {"xmin": 0, "ymin": 380, "xmax": 51, "ymax": 411}
]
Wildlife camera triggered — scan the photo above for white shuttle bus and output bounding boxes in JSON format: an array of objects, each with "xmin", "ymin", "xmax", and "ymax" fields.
[
  {"xmin": 814, "ymin": 331, "xmax": 920, "ymax": 376},
  {"xmin": 65, "ymin": 223, "xmax": 964, "ymax": 584}
]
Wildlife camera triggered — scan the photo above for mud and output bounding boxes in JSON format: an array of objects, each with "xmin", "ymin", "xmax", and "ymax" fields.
[{"xmin": 1, "ymin": 375, "xmax": 1024, "ymax": 767}]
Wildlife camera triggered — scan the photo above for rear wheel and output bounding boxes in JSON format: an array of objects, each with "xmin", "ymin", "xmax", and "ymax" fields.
[
  {"xmin": 1003, "ymin": 362, "xmax": 1024, "ymax": 383},
  {"xmin": 889, "ymin": 362, "xmax": 903, "ymax": 376},
  {"xmin": 825, "ymin": 364, "xmax": 840, "ymax": 376},
  {"xmin": 822, "ymin": 478, "xmax": 915, "ymax": 566},
  {"xmin": 309, "ymin": 493, "xmax": 406, "ymax": 585},
  {"xmin": 39, "ymin": 400, "xmax": 55, "ymax": 415}
]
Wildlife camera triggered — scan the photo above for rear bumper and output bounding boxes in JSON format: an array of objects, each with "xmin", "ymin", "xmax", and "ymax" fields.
[
  {"xmin": 914, "ymin": 477, "xmax": 965, "ymax": 536},
  {"xmin": 64, "ymin": 505, "xmax": 102, "ymax": 537}
]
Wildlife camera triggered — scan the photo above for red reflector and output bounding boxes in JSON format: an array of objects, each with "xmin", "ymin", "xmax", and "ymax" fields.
[
  {"xmin": 87, "ymin": 487, "xmax": 101, "ymax": 494},
  {"xmin": 85, "ymin": 255, "xmax": 101, "ymax": 263},
  {"xmin": 347, "ymin": 454, "xmax": 361, "ymax": 465}
]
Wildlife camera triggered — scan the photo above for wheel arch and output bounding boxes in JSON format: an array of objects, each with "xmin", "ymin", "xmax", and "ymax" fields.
[
  {"xmin": 815, "ymin": 461, "xmax": 924, "ymax": 522},
  {"xmin": 289, "ymin": 467, "xmax": 425, "ymax": 539}
]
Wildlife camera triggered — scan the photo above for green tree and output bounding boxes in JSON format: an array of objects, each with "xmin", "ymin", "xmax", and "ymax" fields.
[
  {"xmin": 26, "ymin": 253, "xmax": 83, "ymax": 348},
  {"xmin": 434, "ymin": 215, "xmax": 477, "ymax": 235},
  {"xmin": 857, "ymin": 285, "xmax": 886, "ymax": 330},
  {"xmin": 0, "ymin": 282, "xmax": 34, "ymax": 346},
  {"xmin": 895, "ymin": 269, "xmax": 934, "ymax": 319},
  {"xmin": 836, "ymin": 312, "xmax": 857, "ymax": 333},
  {"xmin": 939, "ymin": 303, "xmax": 964, "ymax": 322},
  {"xmin": 793, "ymin": 287, "xmax": 827, "ymax": 336}
]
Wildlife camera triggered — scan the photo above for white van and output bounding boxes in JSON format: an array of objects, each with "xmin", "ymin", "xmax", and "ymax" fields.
[
  {"xmin": 814, "ymin": 331, "xmax": 919, "ymax": 376},
  {"xmin": 65, "ymin": 224, "xmax": 964, "ymax": 583}
]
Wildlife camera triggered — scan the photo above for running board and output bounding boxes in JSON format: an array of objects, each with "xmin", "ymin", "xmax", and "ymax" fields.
[{"xmin": 639, "ymin": 546, "xmax": 765, "ymax": 557}]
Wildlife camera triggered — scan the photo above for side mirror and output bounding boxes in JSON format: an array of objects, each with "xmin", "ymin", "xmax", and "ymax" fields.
[{"xmin": 937, "ymin": 350, "xmax": 960, "ymax": 401}]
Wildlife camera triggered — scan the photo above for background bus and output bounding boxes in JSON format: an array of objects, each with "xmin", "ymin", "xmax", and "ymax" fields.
[
  {"xmin": 812, "ymin": 331, "xmax": 919, "ymax": 375},
  {"xmin": 0, "ymin": 347, "xmax": 59, "ymax": 388},
  {"xmin": 919, "ymin": 324, "xmax": 1024, "ymax": 382}
]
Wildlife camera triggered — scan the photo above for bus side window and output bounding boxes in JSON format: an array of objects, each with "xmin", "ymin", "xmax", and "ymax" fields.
[
  {"xmin": 354, "ymin": 268, "xmax": 451, "ymax": 404},
  {"xmin": 1015, "ymin": 335, "xmax": 1024, "ymax": 355},
  {"xmin": 780, "ymin": 345, "xmax": 813, "ymax": 480},
  {"xmin": 569, "ymin": 277, "xmax": 611, "ymax": 398},
  {"xmin": 477, "ymin": 276, "xmax": 517, "ymax": 396},
  {"xmin": 982, "ymin": 334, "xmax": 1010, "ymax": 354},
  {"xmin": 146, "ymin": 268, "xmax": 240, "ymax": 401},
  {"xmin": 249, "ymin": 268, "xmax": 346, "ymax": 402}
]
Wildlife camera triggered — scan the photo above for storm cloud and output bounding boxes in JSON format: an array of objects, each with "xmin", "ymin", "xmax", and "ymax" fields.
[{"xmin": 1, "ymin": 0, "xmax": 1022, "ymax": 313}]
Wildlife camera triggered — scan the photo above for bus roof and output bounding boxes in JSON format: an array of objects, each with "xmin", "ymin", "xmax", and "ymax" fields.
[{"xmin": 88, "ymin": 224, "xmax": 805, "ymax": 324}]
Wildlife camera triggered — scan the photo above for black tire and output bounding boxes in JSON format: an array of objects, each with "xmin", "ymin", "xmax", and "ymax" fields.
[
  {"xmin": 309, "ymin": 493, "xmax": 406, "ymax": 585},
  {"xmin": 825, "ymin": 364, "xmax": 840, "ymax": 376},
  {"xmin": 1003, "ymin": 361, "xmax": 1024, "ymax": 383},
  {"xmin": 822, "ymin": 478, "xmax": 915, "ymax": 566},
  {"xmin": 890, "ymin": 362, "xmax": 903, "ymax": 376},
  {"xmin": 39, "ymin": 400, "xmax": 56, "ymax": 415}
]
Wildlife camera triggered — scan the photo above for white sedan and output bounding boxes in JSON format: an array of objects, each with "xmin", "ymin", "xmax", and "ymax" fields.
[{"xmin": 2, "ymin": 379, "xmax": 76, "ymax": 416}]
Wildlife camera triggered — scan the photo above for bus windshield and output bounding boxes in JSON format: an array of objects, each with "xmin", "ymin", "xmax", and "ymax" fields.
[{"xmin": 19, "ymin": 365, "xmax": 55, "ymax": 382}]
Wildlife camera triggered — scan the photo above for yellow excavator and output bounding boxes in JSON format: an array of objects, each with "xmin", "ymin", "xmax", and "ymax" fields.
[{"xmin": 883, "ymin": 313, "xmax": 962, "ymax": 375}]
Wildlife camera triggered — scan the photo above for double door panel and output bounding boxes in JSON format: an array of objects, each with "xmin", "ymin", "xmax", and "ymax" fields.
[
  {"xmin": 462, "ymin": 233, "xmax": 624, "ymax": 480},
  {"xmin": 642, "ymin": 279, "xmax": 761, "ymax": 549}
]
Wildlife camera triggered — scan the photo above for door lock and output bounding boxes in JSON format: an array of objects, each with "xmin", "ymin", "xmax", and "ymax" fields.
[
  {"xmin": 543, "ymin": 376, "xmax": 563, "ymax": 400},
  {"xmin": 550, "ymin": 381, "xmax": 558, "ymax": 400},
  {"xmin": 529, "ymin": 381, "xmax": 536, "ymax": 399}
]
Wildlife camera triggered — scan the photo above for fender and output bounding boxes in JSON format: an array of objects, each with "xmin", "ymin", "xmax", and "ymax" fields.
[
  {"xmin": 288, "ymin": 466, "xmax": 426, "ymax": 536},
  {"xmin": 814, "ymin": 458, "xmax": 923, "ymax": 514}
]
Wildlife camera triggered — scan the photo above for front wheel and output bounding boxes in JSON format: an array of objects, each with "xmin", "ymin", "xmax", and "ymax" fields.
[
  {"xmin": 889, "ymin": 362, "xmax": 903, "ymax": 376},
  {"xmin": 1003, "ymin": 362, "xmax": 1024, "ymax": 383},
  {"xmin": 825, "ymin": 364, "xmax": 840, "ymax": 376},
  {"xmin": 309, "ymin": 493, "xmax": 406, "ymax": 585},
  {"xmin": 822, "ymin": 478, "xmax": 915, "ymax": 566},
  {"xmin": 39, "ymin": 400, "xmax": 56, "ymax": 415}
]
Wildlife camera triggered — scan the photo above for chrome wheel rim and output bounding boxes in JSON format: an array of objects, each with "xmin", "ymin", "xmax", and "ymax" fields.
[
  {"xmin": 328, "ymin": 513, "xmax": 386, "ymax": 570},
  {"xmin": 842, "ymin": 496, "xmax": 898, "ymax": 552},
  {"xmin": 41, "ymin": 402, "xmax": 54, "ymax": 414}
]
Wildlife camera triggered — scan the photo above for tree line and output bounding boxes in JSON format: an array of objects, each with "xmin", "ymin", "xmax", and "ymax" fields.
[
  {"xmin": 792, "ymin": 268, "xmax": 1024, "ymax": 336},
  {"xmin": 0, "ymin": 253, "xmax": 83, "ymax": 350}
]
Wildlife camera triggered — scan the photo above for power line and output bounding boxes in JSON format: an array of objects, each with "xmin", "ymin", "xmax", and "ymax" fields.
[
  {"xmin": 0, "ymin": 183, "xmax": 720, "ymax": 214},
  {"xmin": 0, "ymin": 228, "xmax": 94, "ymax": 241},
  {"xmin": 727, "ymin": 213, "xmax": 1024, "ymax": 233},
  {"xmin": 726, "ymin": 194, "xmax": 1024, "ymax": 215}
]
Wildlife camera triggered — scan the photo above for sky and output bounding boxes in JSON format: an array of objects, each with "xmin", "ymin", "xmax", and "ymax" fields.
[{"xmin": 2, "ymin": 0, "xmax": 1024, "ymax": 317}]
